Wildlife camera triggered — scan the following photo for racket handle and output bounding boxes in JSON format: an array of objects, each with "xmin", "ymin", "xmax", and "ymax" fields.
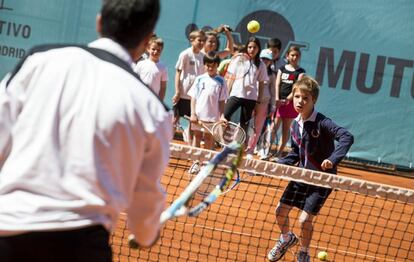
[
  {"xmin": 159, "ymin": 210, "xmax": 171, "ymax": 224},
  {"xmin": 128, "ymin": 234, "xmax": 139, "ymax": 249},
  {"xmin": 188, "ymin": 202, "xmax": 208, "ymax": 217}
]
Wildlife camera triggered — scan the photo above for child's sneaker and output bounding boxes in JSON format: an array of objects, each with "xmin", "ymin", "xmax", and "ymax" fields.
[
  {"xmin": 269, "ymin": 155, "xmax": 279, "ymax": 162},
  {"xmin": 188, "ymin": 161, "xmax": 200, "ymax": 174},
  {"xmin": 259, "ymin": 153, "xmax": 269, "ymax": 160},
  {"xmin": 297, "ymin": 251, "xmax": 310, "ymax": 262},
  {"xmin": 267, "ymin": 232, "xmax": 298, "ymax": 261}
]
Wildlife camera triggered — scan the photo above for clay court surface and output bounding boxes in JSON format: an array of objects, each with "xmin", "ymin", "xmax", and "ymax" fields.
[{"xmin": 111, "ymin": 143, "xmax": 414, "ymax": 262}]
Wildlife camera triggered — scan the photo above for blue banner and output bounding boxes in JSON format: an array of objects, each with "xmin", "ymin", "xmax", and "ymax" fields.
[{"xmin": 1, "ymin": 0, "xmax": 413, "ymax": 167}]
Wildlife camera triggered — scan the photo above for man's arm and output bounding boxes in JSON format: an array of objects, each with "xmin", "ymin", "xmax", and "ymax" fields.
[
  {"xmin": 0, "ymin": 61, "xmax": 31, "ymax": 167},
  {"xmin": 0, "ymin": 76, "xmax": 13, "ymax": 166},
  {"xmin": 126, "ymin": 110, "xmax": 173, "ymax": 247}
]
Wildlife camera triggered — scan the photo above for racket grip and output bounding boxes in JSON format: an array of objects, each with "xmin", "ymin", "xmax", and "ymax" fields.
[
  {"xmin": 159, "ymin": 210, "xmax": 171, "ymax": 224},
  {"xmin": 188, "ymin": 202, "xmax": 208, "ymax": 217},
  {"xmin": 128, "ymin": 234, "xmax": 139, "ymax": 249}
]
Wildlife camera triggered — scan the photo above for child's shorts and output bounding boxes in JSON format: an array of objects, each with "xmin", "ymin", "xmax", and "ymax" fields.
[
  {"xmin": 173, "ymin": 98, "xmax": 191, "ymax": 117},
  {"xmin": 279, "ymin": 181, "xmax": 332, "ymax": 215}
]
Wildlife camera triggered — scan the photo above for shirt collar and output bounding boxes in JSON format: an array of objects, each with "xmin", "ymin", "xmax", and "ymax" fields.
[
  {"xmin": 88, "ymin": 38, "xmax": 134, "ymax": 66},
  {"xmin": 295, "ymin": 109, "xmax": 318, "ymax": 128}
]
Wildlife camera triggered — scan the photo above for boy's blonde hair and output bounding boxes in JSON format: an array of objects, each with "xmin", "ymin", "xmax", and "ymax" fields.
[
  {"xmin": 290, "ymin": 76, "xmax": 320, "ymax": 102},
  {"xmin": 148, "ymin": 36, "xmax": 164, "ymax": 48},
  {"xmin": 189, "ymin": 30, "xmax": 206, "ymax": 42}
]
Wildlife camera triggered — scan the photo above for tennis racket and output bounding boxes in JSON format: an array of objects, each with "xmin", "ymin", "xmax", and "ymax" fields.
[
  {"xmin": 257, "ymin": 116, "xmax": 274, "ymax": 159},
  {"xmin": 188, "ymin": 143, "xmax": 243, "ymax": 217},
  {"xmin": 225, "ymin": 53, "xmax": 252, "ymax": 82},
  {"xmin": 174, "ymin": 122, "xmax": 189, "ymax": 143},
  {"xmin": 187, "ymin": 160, "xmax": 241, "ymax": 197},
  {"xmin": 128, "ymin": 142, "xmax": 243, "ymax": 248},
  {"xmin": 184, "ymin": 116, "xmax": 246, "ymax": 147}
]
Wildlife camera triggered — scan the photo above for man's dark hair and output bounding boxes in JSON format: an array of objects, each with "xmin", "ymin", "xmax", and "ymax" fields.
[
  {"xmin": 100, "ymin": 0, "xmax": 160, "ymax": 49},
  {"xmin": 267, "ymin": 38, "xmax": 282, "ymax": 50}
]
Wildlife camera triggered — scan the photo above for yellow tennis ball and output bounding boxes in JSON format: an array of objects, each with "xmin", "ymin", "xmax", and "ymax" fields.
[
  {"xmin": 247, "ymin": 20, "xmax": 260, "ymax": 33},
  {"xmin": 317, "ymin": 251, "xmax": 328, "ymax": 261}
]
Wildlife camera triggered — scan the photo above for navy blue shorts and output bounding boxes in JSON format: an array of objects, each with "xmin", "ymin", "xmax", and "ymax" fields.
[{"xmin": 280, "ymin": 181, "xmax": 332, "ymax": 215}]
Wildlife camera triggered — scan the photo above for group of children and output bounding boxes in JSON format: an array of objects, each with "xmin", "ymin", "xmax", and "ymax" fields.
[
  {"xmin": 133, "ymin": 28, "xmax": 304, "ymax": 160},
  {"xmin": 133, "ymin": 28, "xmax": 354, "ymax": 262}
]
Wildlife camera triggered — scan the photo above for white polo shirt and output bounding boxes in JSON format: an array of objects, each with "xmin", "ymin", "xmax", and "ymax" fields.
[{"xmin": 0, "ymin": 38, "xmax": 172, "ymax": 246}]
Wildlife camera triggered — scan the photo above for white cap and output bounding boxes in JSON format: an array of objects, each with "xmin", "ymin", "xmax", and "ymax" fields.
[{"xmin": 260, "ymin": 49, "xmax": 273, "ymax": 60}]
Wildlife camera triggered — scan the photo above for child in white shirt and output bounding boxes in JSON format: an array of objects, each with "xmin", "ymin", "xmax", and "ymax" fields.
[
  {"xmin": 188, "ymin": 51, "xmax": 228, "ymax": 149},
  {"xmin": 134, "ymin": 37, "xmax": 168, "ymax": 100},
  {"xmin": 173, "ymin": 30, "xmax": 206, "ymax": 124}
]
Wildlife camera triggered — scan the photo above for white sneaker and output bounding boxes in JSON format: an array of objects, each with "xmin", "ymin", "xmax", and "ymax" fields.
[
  {"xmin": 188, "ymin": 161, "xmax": 200, "ymax": 174},
  {"xmin": 246, "ymin": 153, "xmax": 254, "ymax": 160},
  {"xmin": 259, "ymin": 154, "xmax": 269, "ymax": 160},
  {"xmin": 267, "ymin": 232, "xmax": 298, "ymax": 261}
]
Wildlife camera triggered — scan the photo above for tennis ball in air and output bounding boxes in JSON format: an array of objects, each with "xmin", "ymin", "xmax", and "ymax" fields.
[
  {"xmin": 317, "ymin": 251, "xmax": 328, "ymax": 261},
  {"xmin": 247, "ymin": 20, "xmax": 260, "ymax": 33}
]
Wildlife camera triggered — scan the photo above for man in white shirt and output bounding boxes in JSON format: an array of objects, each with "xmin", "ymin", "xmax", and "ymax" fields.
[{"xmin": 0, "ymin": 0, "xmax": 171, "ymax": 261}]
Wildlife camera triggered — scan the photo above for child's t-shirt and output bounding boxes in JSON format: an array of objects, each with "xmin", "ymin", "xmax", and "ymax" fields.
[
  {"xmin": 227, "ymin": 59, "xmax": 268, "ymax": 100},
  {"xmin": 187, "ymin": 73, "xmax": 228, "ymax": 122},
  {"xmin": 134, "ymin": 59, "xmax": 168, "ymax": 95},
  {"xmin": 278, "ymin": 65, "xmax": 305, "ymax": 99},
  {"xmin": 175, "ymin": 47, "xmax": 205, "ymax": 100}
]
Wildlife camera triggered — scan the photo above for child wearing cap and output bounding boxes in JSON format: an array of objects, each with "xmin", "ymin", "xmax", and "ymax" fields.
[{"xmin": 245, "ymin": 49, "xmax": 276, "ymax": 158}]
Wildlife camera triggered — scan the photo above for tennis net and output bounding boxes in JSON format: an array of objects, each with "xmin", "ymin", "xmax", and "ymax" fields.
[{"xmin": 111, "ymin": 143, "xmax": 414, "ymax": 262}]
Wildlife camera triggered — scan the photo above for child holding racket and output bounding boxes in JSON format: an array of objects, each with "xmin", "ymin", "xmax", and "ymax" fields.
[
  {"xmin": 134, "ymin": 36, "xmax": 168, "ymax": 100},
  {"xmin": 188, "ymin": 51, "xmax": 228, "ymax": 149},
  {"xmin": 224, "ymin": 37, "xmax": 268, "ymax": 136},
  {"xmin": 173, "ymin": 30, "xmax": 206, "ymax": 137},
  {"xmin": 271, "ymin": 46, "xmax": 305, "ymax": 161},
  {"xmin": 245, "ymin": 49, "xmax": 276, "ymax": 159},
  {"xmin": 267, "ymin": 76, "xmax": 354, "ymax": 262}
]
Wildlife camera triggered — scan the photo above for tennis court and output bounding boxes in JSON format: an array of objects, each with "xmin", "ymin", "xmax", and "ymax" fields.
[{"xmin": 111, "ymin": 143, "xmax": 414, "ymax": 262}]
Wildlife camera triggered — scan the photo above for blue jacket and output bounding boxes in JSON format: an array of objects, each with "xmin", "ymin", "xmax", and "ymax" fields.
[{"xmin": 278, "ymin": 112, "xmax": 354, "ymax": 174}]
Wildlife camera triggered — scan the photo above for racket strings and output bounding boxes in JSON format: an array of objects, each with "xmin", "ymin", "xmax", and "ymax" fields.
[
  {"xmin": 212, "ymin": 123, "xmax": 246, "ymax": 145},
  {"xmin": 226, "ymin": 54, "xmax": 251, "ymax": 81},
  {"xmin": 186, "ymin": 163, "xmax": 239, "ymax": 208}
]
